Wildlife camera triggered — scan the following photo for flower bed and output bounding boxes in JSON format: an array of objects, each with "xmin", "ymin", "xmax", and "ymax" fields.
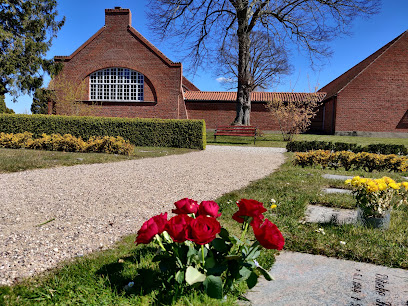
[{"xmin": 294, "ymin": 150, "xmax": 408, "ymax": 172}]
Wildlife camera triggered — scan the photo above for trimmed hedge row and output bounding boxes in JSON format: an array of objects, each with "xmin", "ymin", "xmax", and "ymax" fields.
[
  {"xmin": 0, "ymin": 132, "xmax": 134, "ymax": 155},
  {"xmin": 286, "ymin": 140, "xmax": 407, "ymax": 155},
  {"xmin": 293, "ymin": 150, "xmax": 408, "ymax": 172},
  {"xmin": 0, "ymin": 114, "xmax": 206, "ymax": 149}
]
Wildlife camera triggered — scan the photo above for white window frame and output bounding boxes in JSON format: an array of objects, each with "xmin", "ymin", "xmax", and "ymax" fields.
[{"xmin": 89, "ymin": 68, "xmax": 144, "ymax": 102}]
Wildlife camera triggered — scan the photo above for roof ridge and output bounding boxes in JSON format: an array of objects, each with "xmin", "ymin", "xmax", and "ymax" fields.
[
  {"xmin": 320, "ymin": 30, "xmax": 407, "ymax": 98},
  {"xmin": 127, "ymin": 26, "xmax": 181, "ymax": 67},
  {"xmin": 336, "ymin": 30, "xmax": 407, "ymax": 96},
  {"xmin": 54, "ymin": 27, "xmax": 106, "ymax": 61}
]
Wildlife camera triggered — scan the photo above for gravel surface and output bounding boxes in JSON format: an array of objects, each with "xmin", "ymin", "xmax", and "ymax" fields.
[{"xmin": 0, "ymin": 145, "xmax": 285, "ymax": 286}]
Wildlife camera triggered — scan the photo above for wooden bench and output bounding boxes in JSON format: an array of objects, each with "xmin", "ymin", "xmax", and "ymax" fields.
[{"xmin": 214, "ymin": 126, "xmax": 258, "ymax": 144}]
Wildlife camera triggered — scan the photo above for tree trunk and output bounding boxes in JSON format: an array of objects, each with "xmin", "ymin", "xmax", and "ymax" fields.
[{"xmin": 233, "ymin": 6, "xmax": 252, "ymax": 126}]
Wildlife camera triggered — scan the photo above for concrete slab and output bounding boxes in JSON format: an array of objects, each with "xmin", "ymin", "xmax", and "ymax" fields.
[
  {"xmin": 304, "ymin": 205, "xmax": 357, "ymax": 224},
  {"xmin": 244, "ymin": 252, "xmax": 408, "ymax": 305},
  {"xmin": 323, "ymin": 188, "xmax": 352, "ymax": 194},
  {"xmin": 322, "ymin": 174, "xmax": 354, "ymax": 180}
]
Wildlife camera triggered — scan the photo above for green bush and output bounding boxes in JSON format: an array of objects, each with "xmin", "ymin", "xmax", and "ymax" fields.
[
  {"xmin": 0, "ymin": 114, "xmax": 206, "ymax": 149},
  {"xmin": 287, "ymin": 140, "xmax": 406, "ymax": 155}
]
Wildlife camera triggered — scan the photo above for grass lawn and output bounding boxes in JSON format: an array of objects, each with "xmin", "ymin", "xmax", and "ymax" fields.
[
  {"xmin": 0, "ymin": 147, "xmax": 195, "ymax": 173},
  {"xmin": 207, "ymin": 130, "xmax": 408, "ymax": 147},
  {"xmin": 1, "ymin": 150, "xmax": 407, "ymax": 305}
]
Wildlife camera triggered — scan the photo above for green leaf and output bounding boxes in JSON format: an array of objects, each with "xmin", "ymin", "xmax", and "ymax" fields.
[
  {"xmin": 239, "ymin": 266, "xmax": 252, "ymax": 280},
  {"xmin": 246, "ymin": 271, "xmax": 259, "ymax": 289},
  {"xmin": 212, "ymin": 238, "xmax": 228, "ymax": 252},
  {"xmin": 175, "ymin": 270, "xmax": 185, "ymax": 284},
  {"xmin": 219, "ymin": 228, "xmax": 230, "ymax": 240},
  {"xmin": 204, "ymin": 256, "xmax": 216, "ymax": 269},
  {"xmin": 204, "ymin": 275, "xmax": 223, "ymax": 299},
  {"xmin": 185, "ymin": 266, "xmax": 206, "ymax": 285},
  {"xmin": 230, "ymin": 235, "xmax": 243, "ymax": 245},
  {"xmin": 257, "ymin": 266, "xmax": 274, "ymax": 281}
]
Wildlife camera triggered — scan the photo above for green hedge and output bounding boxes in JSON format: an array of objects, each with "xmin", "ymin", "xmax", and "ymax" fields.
[
  {"xmin": 286, "ymin": 140, "xmax": 407, "ymax": 155},
  {"xmin": 0, "ymin": 114, "xmax": 206, "ymax": 150}
]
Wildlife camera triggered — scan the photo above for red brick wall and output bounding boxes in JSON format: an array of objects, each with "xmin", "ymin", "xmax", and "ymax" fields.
[
  {"xmin": 334, "ymin": 33, "xmax": 408, "ymax": 134},
  {"xmin": 53, "ymin": 8, "xmax": 185, "ymax": 120},
  {"xmin": 186, "ymin": 101, "xmax": 280, "ymax": 130}
]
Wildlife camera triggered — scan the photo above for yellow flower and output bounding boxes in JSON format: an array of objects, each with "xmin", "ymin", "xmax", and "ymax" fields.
[
  {"xmin": 345, "ymin": 179, "xmax": 352, "ymax": 185},
  {"xmin": 389, "ymin": 182, "xmax": 400, "ymax": 190},
  {"xmin": 402, "ymin": 182, "xmax": 408, "ymax": 190},
  {"xmin": 270, "ymin": 204, "xmax": 277, "ymax": 209}
]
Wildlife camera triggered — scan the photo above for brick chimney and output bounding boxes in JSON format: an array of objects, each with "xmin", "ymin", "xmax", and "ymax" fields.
[{"xmin": 105, "ymin": 7, "xmax": 131, "ymax": 28}]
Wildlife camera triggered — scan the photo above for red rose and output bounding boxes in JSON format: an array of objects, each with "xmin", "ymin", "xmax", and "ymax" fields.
[
  {"xmin": 198, "ymin": 201, "xmax": 222, "ymax": 218},
  {"xmin": 165, "ymin": 214, "xmax": 192, "ymax": 243},
  {"xmin": 172, "ymin": 198, "xmax": 199, "ymax": 215},
  {"xmin": 252, "ymin": 218, "xmax": 284, "ymax": 250},
  {"xmin": 188, "ymin": 215, "xmax": 221, "ymax": 245},
  {"xmin": 232, "ymin": 199, "xmax": 267, "ymax": 223},
  {"xmin": 135, "ymin": 213, "xmax": 168, "ymax": 245}
]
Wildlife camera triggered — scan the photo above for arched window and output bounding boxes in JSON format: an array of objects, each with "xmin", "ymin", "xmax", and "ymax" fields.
[{"xmin": 89, "ymin": 68, "xmax": 144, "ymax": 101}]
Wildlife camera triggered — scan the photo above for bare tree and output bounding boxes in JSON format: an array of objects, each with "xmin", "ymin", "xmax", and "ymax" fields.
[
  {"xmin": 148, "ymin": 0, "xmax": 379, "ymax": 125},
  {"xmin": 217, "ymin": 31, "xmax": 291, "ymax": 91},
  {"xmin": 266, "ymin": 94, "xmax": 321, "ymax": 141}
]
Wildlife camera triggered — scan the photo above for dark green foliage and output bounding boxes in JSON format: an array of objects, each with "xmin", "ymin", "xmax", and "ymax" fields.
[
  {"xmin": 0, "ymin": 114, "xmax": 206, "ymax": 149},
  {"xmin": 0, "ymin": 95, "xmax": 14, "ymax": 114},
  {"xmin": 287, "ymin": 140, "xmax": 407, "ymax": 155},
  {"xmin": 31, "ymin": 88, "xmax": 51, "ymax": 114},
  {"xmin": 0, "ymin": 0, "xmax": 65, "ymax": 98}
]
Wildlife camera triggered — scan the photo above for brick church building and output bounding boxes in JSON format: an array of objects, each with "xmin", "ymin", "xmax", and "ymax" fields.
[{"xmin": 51, "ymin": 7, "xmax": 408, "ymax": 137}]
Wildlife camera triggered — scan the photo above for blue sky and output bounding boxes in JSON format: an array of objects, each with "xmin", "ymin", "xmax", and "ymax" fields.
[{"xmin": 5, "ymin": 0, "xmax": 408, "ymax": 113}]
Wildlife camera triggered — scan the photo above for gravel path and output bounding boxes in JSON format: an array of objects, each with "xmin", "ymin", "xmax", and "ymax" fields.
[{"xmin": 0, "ymin": 146, "xmax": 285, "ymax": 286}]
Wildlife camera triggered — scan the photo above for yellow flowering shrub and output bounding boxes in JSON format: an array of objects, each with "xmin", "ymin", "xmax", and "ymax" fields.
[
  {"xmin": 0, "ymin": 132, "xmax": 133, "ymax": 155},
  {"xmin": 293, "ymin": 151, "xmax": 408, "ymax": 173},
  {"xmin": 345, "ymin": 176, "xmax": 406, "ymax": 217}
]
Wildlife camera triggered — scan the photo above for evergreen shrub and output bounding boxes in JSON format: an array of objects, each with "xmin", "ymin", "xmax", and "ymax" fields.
[{"xmin": 0, "ymin": 114, "xmax": 206, "ymax": 150}]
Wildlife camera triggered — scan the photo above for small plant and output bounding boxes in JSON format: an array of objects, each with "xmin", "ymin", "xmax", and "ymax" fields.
[
  {"xmin": 345, "ymin": 176, "xmax": 406, "ymax": 217},
  {"xmin": 135, "ymin": 198, "xmax": 284, "ymax": 300},
  {"xmin": 266, "ymin": 95, "xmax": 321, "ymax": 141}
]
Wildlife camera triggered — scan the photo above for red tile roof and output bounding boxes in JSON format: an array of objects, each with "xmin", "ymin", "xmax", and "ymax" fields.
[
  {"xmin": 184, "ymin": 91, "xmax": 326, "ymax": 102},
  {"xmin": 320, "ymin": 30, "xmax": 407, "ymax": 100}
]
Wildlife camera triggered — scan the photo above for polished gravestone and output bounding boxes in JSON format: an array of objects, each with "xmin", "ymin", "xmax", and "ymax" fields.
[{"xmin": 244, "ymin": 252, "xmax": 408, "ymax": 305}]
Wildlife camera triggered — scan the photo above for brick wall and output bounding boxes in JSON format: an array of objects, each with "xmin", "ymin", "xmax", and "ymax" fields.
[
  {"xmin": 52, "ymin": 8, "xmax": 186, "ymax": 119},
  {"xmin": 186, "ymin": 101, "xmax": 280, "ymax": 130},
  {"xmin": 334, "ymin": 32, "xmax": 408, "ymax": 134}
]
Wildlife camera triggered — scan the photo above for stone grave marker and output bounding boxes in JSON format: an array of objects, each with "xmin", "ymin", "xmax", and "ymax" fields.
[
  {"xmin": 243, "ymin": 252, "xmax": 408, "ymax": 305},
  {"xmin": 304, "ymin": 205, "xmax": 357, "ymax": 224}
]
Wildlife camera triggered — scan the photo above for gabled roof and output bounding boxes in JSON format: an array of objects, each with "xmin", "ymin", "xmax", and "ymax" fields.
[
  {"xmin": 182, "ymin": 77, "xmax": 200, "ymax": 91},
  {"xmin": 55, "ymin": 11, "xmax": 181, "ymax": 67},
  {"xmin": 54, "ymin": 27, "xmax": 106, "ymax": 62},
  {"xmin": 320, "ymin": 30, "xmax": 407, "ymax": 100},
  {"xmin": 184, "ymin": 91, "xmax": 326, "ymax": 102}
]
